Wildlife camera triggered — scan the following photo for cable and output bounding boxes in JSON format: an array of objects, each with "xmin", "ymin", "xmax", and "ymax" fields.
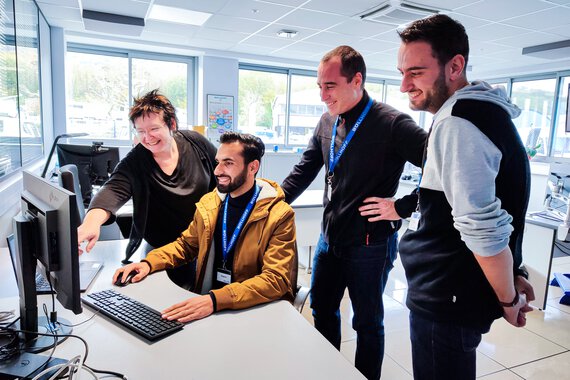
[
  {"xmin": 57, "ymin": 309, "xmax": 101, "ymax": 328},
  {"xmin": 554, "ymin": 241, "xmax": 570, "ymax": 256},
  {"xmin": 84, "ymin": 364, "xmax": 128, "ymax": 379},
  {"xmin": 0, "ymin": 328, "xmax": 19, "ymax": 361}
]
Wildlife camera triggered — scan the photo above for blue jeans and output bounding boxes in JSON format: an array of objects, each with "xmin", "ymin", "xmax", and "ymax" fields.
[
  {"xmin": 409, "ymin": 312, "xmax": 490, "ymax": 380},
  {"xmin": 310, "ymin": 233, "xmax": 398, "ymax": 380}
]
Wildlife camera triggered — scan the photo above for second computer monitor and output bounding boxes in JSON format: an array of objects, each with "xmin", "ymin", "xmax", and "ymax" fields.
[{"xmin": 56, "ymin": 142, "xmax": 120, "ymax": 206}]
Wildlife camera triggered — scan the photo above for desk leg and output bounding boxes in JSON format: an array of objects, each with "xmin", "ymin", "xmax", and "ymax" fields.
[{"xmin": 306, "ymin": 246, "xmax": 312, "ymax": 274}]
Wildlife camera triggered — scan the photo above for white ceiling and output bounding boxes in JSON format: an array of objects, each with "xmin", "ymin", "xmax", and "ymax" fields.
[{"xmin": 35, "ymin": 0, "xmax": 570, "ymax": 79}]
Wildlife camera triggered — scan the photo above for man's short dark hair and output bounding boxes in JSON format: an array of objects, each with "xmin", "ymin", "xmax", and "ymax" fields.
[
  {"xmin": 321, "ymin": 45, "xmax": 366, "ymax": 88},
  {"xmin": 398, "ymin": 14, "xmax": 469, "ymax": 72},
  {"xmin": 129, "ymin": 89, "xmax": 178, "ymax": 130},
  {"xmin": 220, "ymin": 132, "xmax": 265, "ymax": 166}
]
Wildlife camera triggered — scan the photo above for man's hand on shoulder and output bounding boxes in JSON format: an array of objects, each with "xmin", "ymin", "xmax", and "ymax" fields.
[
  {"xmin": 359, "ymin": 197, "xmax": 401, "ymax": 222},
  {"xmin": 161, "ymin": 295, "xmax": 214, "ymax": 323}
]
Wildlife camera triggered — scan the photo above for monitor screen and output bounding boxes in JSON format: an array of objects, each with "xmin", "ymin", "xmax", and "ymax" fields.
[
  {"xmin": 56, "ymin": 143, "xmax": 120, "ymax": 205},
  {"xmin": 544, "ymin": 161, "xmax": 570, "ymax": 220},
  {"xmin": 13, "ymin": 171, "xmax": 82, "ymax": 350}
]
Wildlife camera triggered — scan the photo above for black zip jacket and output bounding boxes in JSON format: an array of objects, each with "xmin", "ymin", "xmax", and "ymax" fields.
[{"xmin": 282, "ymin": 91, "xmax": 427, "ymax": 247}]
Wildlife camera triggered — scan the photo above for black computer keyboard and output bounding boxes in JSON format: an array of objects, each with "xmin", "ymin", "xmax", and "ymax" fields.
[{"xmin": 82, "ymin": 289, "xmax": 184, "ymax": 341}]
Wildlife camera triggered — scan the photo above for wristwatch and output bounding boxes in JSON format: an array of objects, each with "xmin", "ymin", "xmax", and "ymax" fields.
[{"xmin": 499, "ymin": 292, "xmax": 519, "ymax": 307}]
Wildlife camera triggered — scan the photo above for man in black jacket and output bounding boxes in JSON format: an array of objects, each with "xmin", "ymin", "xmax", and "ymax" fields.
[{"xmin": 281, "ymin": 45, "xmax": 427, "ymax": 380}]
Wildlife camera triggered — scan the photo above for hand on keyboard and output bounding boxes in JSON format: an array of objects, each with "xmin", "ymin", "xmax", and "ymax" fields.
[{"xmin": 162, "ymin": 295, "xmax": 214, "ymax": 323}]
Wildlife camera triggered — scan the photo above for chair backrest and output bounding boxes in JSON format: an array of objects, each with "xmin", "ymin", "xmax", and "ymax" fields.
[{"xmin": 58, "ymin": 164, "xmax": 86, "ymax": 222}]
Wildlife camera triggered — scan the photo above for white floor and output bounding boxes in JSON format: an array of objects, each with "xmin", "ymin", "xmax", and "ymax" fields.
[{"xmin": 297, "ymin": 255, "xmax": 570, "ymax": 380}]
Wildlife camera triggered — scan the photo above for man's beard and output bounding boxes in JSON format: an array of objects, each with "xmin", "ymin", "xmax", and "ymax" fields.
[
  {"xmin": 216, "ymin": 167, "xmax": 247, "ymax": 194},
  {"xmin": 413, "ymin": 68, "xmax": 449, "ymax": 114}
]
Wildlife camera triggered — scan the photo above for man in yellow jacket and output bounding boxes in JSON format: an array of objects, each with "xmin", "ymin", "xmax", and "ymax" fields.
[{"xmin": 114, "ymin": 132, "xmax": 297, "ymax": 323}]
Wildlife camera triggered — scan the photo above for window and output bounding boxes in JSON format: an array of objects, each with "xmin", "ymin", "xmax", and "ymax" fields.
[
  {"xmin": 385, "ymin": 83, "xmax": 425, "ymax": 128},
  {"xmin": 132, "ymin": 58, "xmax": 188, "ymax": 127},
  {"xmin": 66, "ymin": 52, "xmax": 129, "ymax": 139},
  {"xmin": 66, "ymin": 48, "xmax": 194, "ymax": 141},
  {"xmin": 511, "ymin": 78, "xmax": 557, "ymax": 157},
  {"xmin": 288, "ymin": 74, "xmax": 323, "ymax": 146},
  {"xmin": 0, "ymin": 0, "xmax": 43, "ymax": 179},
  {"xmin": 552, "ymin": 76, "xmax": 570, "ymax": 158},
  {"xmin": 238, "ymin": 68, "xmax": 286, "ymax": 145},
  {"xmin": 366, "ymin": 81, "xmax": 384, "ymax": 104}
]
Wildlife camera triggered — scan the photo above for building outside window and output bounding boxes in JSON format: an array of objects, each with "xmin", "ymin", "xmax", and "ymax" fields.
[{"xmin": 66, "ymin": 49, "xmax": 193, "ymax": 141}]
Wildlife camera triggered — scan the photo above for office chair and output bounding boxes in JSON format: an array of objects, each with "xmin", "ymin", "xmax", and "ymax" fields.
[
  {"xmin": 293, "ymin": 285, "xmax": 310, "ymax": 313},
  {"xmin": 59, "ymin": 164, "xmax": 86, "ymax": 222}
]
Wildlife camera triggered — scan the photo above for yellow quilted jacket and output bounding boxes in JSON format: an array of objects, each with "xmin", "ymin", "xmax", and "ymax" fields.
[{"xmin": 143, "ymin": 178, "xmax": 297, "ymax": 311}]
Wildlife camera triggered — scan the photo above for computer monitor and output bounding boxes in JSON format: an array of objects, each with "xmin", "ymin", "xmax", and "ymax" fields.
[
  {"xmin": 56, "ymin": 142, "xmax": 120, "ymax": 206},
  {"xmin": 12, "ymin": 170, "xmax": 82, "ymax": 352},
  {"xmin": 544, "ymin": 161, "xmax": 570, "ymax": 220}
]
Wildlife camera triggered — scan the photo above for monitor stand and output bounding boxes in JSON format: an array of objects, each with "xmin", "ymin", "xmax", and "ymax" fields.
[{"xmin": 18, "ymin": 316, "xmax": 72, "ymax": 353}]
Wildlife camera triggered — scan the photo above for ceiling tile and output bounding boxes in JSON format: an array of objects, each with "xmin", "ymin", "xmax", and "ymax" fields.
[
  {"xmin": 241, "ymin": 34, "xmax": 297, "ymax": 49},
  {"xmin": 327, "ymin": 19, "xmax": 394, "ymax": 37},
  {"xmin": 193, "ymin": 28, "xmax": 249, "ymax": 43},
  {"xmin": 36, "ymin": 5, "xmax": 82, "ymax": 21},
  {"xmin": 152, "ymin": 0, "xmax": 231, "ymax": 14},
  {"xmin": 259, "ymin": 0, "xmax": 307, "ymax": 6},
  {"xmin": 277, "ymin": 9, "xmax": 347, "ymax": 30},
  {"xmin": 468, "ymin": 23, "xmax": 529, "ymax": 42},
  {"xmin": 302, "ymin": 31, "xmax": 360, "ymax": 46},
  {"xmin": 446, "ymin": 12, "xmax": 492, "ymax": 30},
  {"xmin": 419, "ymin": 0, "xmax": 483, "ymax": 11},
  {"xmin": 454, "ymin": 0, "xmax": 554, "ymax": 22},
  {"xmin": 299, "ymin": 0, "xmax": 384, "ymax": 17},
  {"xmin": 229, "ymin": 43, "xmax": 278, "ymax": 55},
  {"xmin": 504, "ymin": 6, "xmax": 570, "ymax": 29},
  {"xmin": 47, "ymin": 19, "xmax": 85, "ymax": 31},
  {"xmin": 204, "ymin": 14, "xmax": 269, "ymax": 33},
  {"xmin": 470, "ymin": 40, "xmax": 511, "ymax": 55},
  {"xmin": 218, "ymin": 0, "xmax": 294, "ymax": 22},
  {"xmin": 350, "ymin": 38, "xmax": 400, "ymax": 54},
  {"xmin": 36, "ymin": 0, "xmax": 79, "ymax": 7},
  {"xmin": 276, "ymin": 41, "xmax": 330, "ymax": 55},
  {"xmin": 144, "ymin": 20, "xmax": 200, "ymax": 37},
  {"xmin": 544, "ymin": 25, "xmax": 570, "ymax": 38},
  {"xmin": 493, "ymin": 31, "xmax": 565, "ymax": 48},
  {"xmin": 186, "ymin": 37, "xmax": 237, "ymax": 50},
  {"xmin": 141, "ymin": 30, "xmax": 190, "ymax": 45}
]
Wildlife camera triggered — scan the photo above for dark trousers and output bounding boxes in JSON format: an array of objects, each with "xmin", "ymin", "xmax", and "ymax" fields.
[
  {"xmin": 409, "ymin": 312, "xmax": 490, "ymax": 380},
  {"xmin": 310, "ymin": 233, "xmax": 397, "ymax": 380}
]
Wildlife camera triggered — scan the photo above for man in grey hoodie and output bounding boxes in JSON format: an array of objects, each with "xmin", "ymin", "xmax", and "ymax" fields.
[{"xmin": 360, "ymin": 14, "xmax": 535, "ymax": 380}]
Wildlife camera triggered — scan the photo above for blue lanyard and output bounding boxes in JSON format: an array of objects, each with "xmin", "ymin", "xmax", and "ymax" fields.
[
  {"xmin": 328, "ymin": 98, "xmax": 373, "ymax": 176},
  {"xmin": 222, "ymin": 184, "xmax": 260, "ymax": 264}
]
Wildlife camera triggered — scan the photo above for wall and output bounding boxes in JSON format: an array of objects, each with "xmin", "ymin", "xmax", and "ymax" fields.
[{"xmin": 198, "ymin": 55, "xmax": 238, "ymax": 144}]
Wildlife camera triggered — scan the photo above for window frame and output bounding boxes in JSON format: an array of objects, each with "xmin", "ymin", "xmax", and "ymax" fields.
[{"xmin": 66, "ymin": 43, "xmax": 196, "ymax": 146}]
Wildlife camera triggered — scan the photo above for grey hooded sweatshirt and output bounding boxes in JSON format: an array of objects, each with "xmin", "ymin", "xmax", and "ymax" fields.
[{"xmin": 399, "ymin": 81, "xmax": 530, "ymax": 329}]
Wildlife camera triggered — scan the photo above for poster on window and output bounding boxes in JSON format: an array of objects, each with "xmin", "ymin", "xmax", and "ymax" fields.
[{"xmin": 207, "ymin": 95, "xmax": 234, "ymax": 134}]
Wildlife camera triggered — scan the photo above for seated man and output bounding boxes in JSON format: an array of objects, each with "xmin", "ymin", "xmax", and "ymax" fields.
[{"xmin": 115, "ymin": 132, "xmax": 297, "ymax": 322}]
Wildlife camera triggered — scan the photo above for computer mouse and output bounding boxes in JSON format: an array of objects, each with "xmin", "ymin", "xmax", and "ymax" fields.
[{"xmin": 114, "ymin": 271, "xmax": 135, "ymax": 287}]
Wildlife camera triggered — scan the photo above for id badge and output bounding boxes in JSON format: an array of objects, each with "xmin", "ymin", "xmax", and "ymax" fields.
[
  {"xmin": 216, "ymin": 268, "xmax": 231, "ymax": 284},
  {"xmin": 408, "ymin": 211, "xmax": 421, "ymax": 231}
]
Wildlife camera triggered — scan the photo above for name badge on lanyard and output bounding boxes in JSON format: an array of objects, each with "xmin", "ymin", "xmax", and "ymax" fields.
[
  {"xmin": 327, "ymin": 98, "xmax": 373, "ymax": 200},
  {"xmin": 219, "ymin": 185, "xmax": 261, "ymax": 283}
]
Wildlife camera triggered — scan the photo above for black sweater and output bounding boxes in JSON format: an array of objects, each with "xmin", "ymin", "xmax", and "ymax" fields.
[{"xmin": 282, "ymin": 91, "xmax": 427, "ymax": 247}]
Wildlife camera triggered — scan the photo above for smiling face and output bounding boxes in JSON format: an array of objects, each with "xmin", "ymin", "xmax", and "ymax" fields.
[
  {"xmin": 133, "ymin": 111, "xmax": 175, "ymax": 154},
  {"xmin": 317, "ymin": 56, "xmax": 363, "ymax": 116},
  {"xmin": 397, "ymin": 41, "xmax": 451, "ymax": 115},
  {"xmin": 214, "ymin": 141, "xmax": 258, "ymax": 197}
]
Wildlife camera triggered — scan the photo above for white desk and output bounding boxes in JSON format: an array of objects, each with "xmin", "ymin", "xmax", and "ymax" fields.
[
  {"xmin": 291, "ymin": 190, "xmax": 324, "ymax": 273},
  {"xmin": 0, "ymin": 240, "xmax": 364, "ymax": 380},
  {"xmin": 522, "ymin": 214, "xmax": 558, "ymax": 310}
]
